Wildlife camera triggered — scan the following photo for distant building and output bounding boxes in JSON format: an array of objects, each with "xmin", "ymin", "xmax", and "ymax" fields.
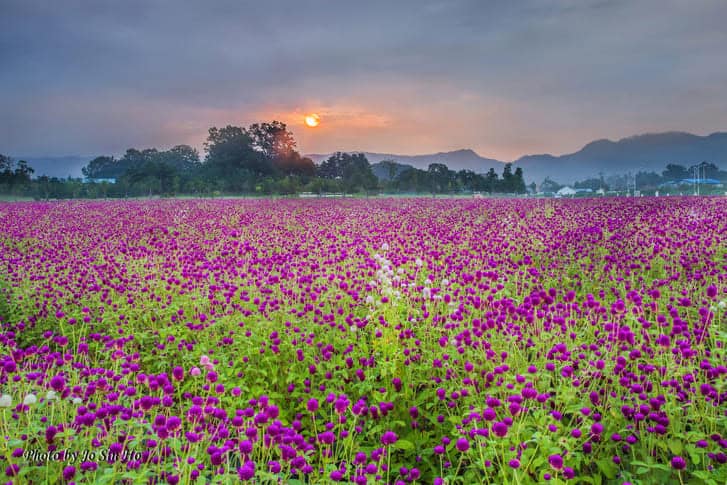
[
  {"xmin": 83, "ymin": 177, "xmax": 117, "ymax": 184},
  {"xmin": 556, "ymin": 186, "xmax": 576, "ymax": 197}
]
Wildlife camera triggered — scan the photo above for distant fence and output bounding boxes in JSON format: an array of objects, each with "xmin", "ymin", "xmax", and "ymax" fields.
[{"xmin": 299, "ymin": 192, "xmax": 353, "ymax": 198}]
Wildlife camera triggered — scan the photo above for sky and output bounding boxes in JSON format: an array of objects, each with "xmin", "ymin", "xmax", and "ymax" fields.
[{"xmin": 1, "ymin": 0, "xmax": 726, "ymax": 161}]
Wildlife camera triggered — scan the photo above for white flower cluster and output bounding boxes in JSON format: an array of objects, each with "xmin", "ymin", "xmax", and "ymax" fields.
[
  {"xmin": 0, "ymin": 391, "xmax": 83, "ymax": 408},
  {"xmin": 372, "ymin": 246, "xmax": 401, "ymax": 304}
]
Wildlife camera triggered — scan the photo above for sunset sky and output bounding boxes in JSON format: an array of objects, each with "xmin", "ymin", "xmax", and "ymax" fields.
[{"xmin": 2, "ymin": 0, "xmax": 726, "ymax": 161}]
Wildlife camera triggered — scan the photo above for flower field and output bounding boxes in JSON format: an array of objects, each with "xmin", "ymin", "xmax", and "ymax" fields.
[{"xmin": 0, "ymin": 197, "xmax": 725, "ymax": 484}]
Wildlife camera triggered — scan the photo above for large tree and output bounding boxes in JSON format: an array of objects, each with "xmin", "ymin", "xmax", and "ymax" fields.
[
  {"xmin": 82, "ymin": 156, "xmax": 118, "ymax": 178},
  {"xmin": 427, "ymin": 163, "xmax": 454, "ymax": 193},
  {"xmin": 318, "ymin": 152, "xmax": 377, "ymax": 192},
  {"xmin": 662, "ymin": 163, "xmax": 689, "ymax": 181},
  {"xmin": 485, "ymin": 168, "xmax": 499, "ymax": 193},
  {"xmin": 161, "ymin": 145, "xmax": 200, "ymax": 171},
  {"xmin": 0, "ymin": 154, "xmax": 12, "ymax": 172},
  {"xmin": 501, "ymin": 163, "xmax": 514, "ymax": 192},
  {"xmin": 513, "ymin": 167, "xmax": 527, "ymax": 193},
  {"xmin": 247, "ymin": 121, "xmax": 296, "ymax": 161},
  {"xmin": 204, "ymin": 125, "xmax": 271, "ymax": 177}
]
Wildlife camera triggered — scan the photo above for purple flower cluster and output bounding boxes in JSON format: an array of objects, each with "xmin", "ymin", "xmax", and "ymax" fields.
[{"xmin": 0, "ymin": 197, "xmax": 724, "ymax": 483}]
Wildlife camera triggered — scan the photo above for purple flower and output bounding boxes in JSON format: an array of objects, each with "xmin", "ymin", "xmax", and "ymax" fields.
[
  {"xmin": 456, "ymin": 437, "xmax": 470, "ymax": 452},
  {"xmin": 381, "ymin": 431, "xmax": 398, "ymax": 445},
  {"xmin": 548, "ymin": 454, "xmax": 563, "ymax": 470},
  {"xmin": 50, "ymin": 375, "xmax": 65, "ymax": 391},
  {"xmin": 671, "ymin": 456, "xmax": 686, "ymax": 470},
  {"xmin": 62, "ymin": 465, "xmax": 76, "ymax": 480},
  {"xmin": 238, "ymin": 460, "xmax": 255, "ymax": 480},
  {"xmin": 493, "ymin": 421, "xmax": 508, "ymax": 437},
  {"xmin": 172, "ymin": 366, "xmax": 184, "ymax": 381}
]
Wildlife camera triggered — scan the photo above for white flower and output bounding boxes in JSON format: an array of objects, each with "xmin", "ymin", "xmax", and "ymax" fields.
[
  {"xmin": 422, "ymin": 287, "xmax": 431, "ymax": 300},
  {"xmin": 23, "ymin": 394, "xmax": 37, "ymax": 405},
  {"xmin": 0, "ymin": 394, "xmax": 12, "ymax": 407},
  {"xmin": 442, "ymin": 278, "xmax": 449, "ymax": 287},
  {"xmin": 425, "ymin": 278, "xmax": 432, "ymax": 285},
  {"xmin": 719, "ymin": 300, "xmax": 726, "ymax": 309},
  {"xmin": 350, "ymin": 326, "xmax": 357, "ymax": 333},
  {"xmin": 45, "ymin": 390, "xmax": 58, "ymax": 401},
  {"xmin": 397, "ymin": 268, "xmax": 404, "ymax": 274},
  {"xmin": 415, "ymin": 258, "xmax": 423, "ymax": 267},
  {"xmin": 365, "ymin": 295, "xmax": 375, "ymax": 304},
  {"xmin": 381, "ymin": 243, "xmax": 389, "ymax": 251},
  {"xmin": 72, "ymin": 397, "xmax": 82, "ymax": 405}
]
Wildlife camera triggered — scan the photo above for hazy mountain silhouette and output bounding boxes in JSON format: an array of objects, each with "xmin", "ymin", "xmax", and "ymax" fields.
[
  {"xmin": 513, "ymin": 132, "xmax": 727, "ymax": 183},
  {"xmin": 13, "ymin": 131, "xmax": 727, "ymax": 183},
  {"xmin": 309, "ymin": 132, "xmax": 727, "ymax": 184},
  {"xmin": 11, "ymin": 155, "xmax": 92, "ymax": 179}
]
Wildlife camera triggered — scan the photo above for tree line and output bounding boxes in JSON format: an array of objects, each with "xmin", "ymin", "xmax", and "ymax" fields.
[
  {"xmin": 1, "ymin": 120, "xmax": 529, "ymax": 199},
  {"xmin": 542, "ymin": 162, "xmax": 726, "ymax": 193}
]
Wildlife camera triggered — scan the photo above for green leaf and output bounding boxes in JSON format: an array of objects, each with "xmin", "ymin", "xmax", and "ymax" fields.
[
  {"xmin": 394, "ymin": 439, "xmax": 414, "ymax": 451},
  {"xmin": 596, "ymin": 458, "xmax": 618, "ymax": 478},
  {"xmin": 668, "ymin": 439, "xmax": 684, "ymax": 455}
]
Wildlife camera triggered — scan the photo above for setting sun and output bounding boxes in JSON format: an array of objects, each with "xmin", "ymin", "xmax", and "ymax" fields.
[{"xmin": 304, "ymin": 113, "xmax": 320, "ymax": 127}]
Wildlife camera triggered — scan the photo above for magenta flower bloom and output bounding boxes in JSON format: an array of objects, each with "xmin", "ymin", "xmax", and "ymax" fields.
[
  {"xmin": 62, "ymin": 466, "xmax": 76, "ymax": 480},
  {"xmin": 493, "ymin": 421, "xmax": 508, "ymax": 437},
  {"xmin": 238, "ymin": 460, "xmax": 255, "ymax": 480},
  {"xmin": 455, "ymin": 437, "xmax": 470, "ymax": 452},
  {"xmin": 671, "ymin": 456, "xmax": 686, "ymax": 470},
  {"xmin": 548, "ymin": 454, "xmax": 563, "ymax": 470},
  {"xmin": 50, "ymin": 375, "xmax": 65, "ymax": 391},
  {"xmin": 172, "ymin": 366, "xmax": 184, "ymax": 381},
  {"xmin": 381, "ymin": 431, "xmax": 398, "ymax": 445}
]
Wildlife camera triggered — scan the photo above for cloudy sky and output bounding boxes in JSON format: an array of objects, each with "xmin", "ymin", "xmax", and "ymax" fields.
[{"xmin": 1, "ymin": 0, "xmax": 726, "ymax": 161}]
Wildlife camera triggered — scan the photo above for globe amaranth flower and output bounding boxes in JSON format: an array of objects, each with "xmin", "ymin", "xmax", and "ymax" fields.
[
  {"xmin": 548, "ymin": 454, "xmax": 563, "ymax": 470},
  {"xmin": 671, "ymin": 456, "xmax": 686, "ymax": 470},
  {"xmin": 381, "ymin": 431, "xmax": 398, "ymax": 445},
  {"xmin": 455, "ymin": 438, "xmax": 470, "ymax": 452}
]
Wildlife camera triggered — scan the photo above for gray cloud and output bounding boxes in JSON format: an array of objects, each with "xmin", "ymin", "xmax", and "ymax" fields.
[{"xmin": 1, "ymin": 0, "xmax": 726, "ymax": 159}]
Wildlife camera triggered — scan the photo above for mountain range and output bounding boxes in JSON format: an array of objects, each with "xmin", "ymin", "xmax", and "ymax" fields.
[
  {"xmin": 8, "ymin": 155, "xmax": 93, "ymax": 180},
  {"xmin": 514, "ymin": 132, "xmax": 727, "ymax": 184},
  {"xmin": 308, "ymin": 131, "xmax": 727, "ymax": 184},
  {"xmin": 11, "ymin": 131, "xmax": 727, "ymax": 184}
]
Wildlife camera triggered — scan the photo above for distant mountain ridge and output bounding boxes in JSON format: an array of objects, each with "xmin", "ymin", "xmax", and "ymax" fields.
[
  {"xmin": 513, "ymin": 131, "xmax": 727, "ymax": 183},
  {"xmin": 308, "ymin": 131, "xmax": 727, "ymax": 184},
  {"xmin": 9, "ymin": 155, "xmax": 92, "ymax": 179},
  {"xmin": 12, "ymin": 131, "xmax": 727, "ymax": 183}
]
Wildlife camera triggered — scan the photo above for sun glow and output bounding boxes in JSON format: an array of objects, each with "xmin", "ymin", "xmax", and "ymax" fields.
[{"xmin": 304, "ymin": 113, "xmax": 320, "ymax": 127}]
